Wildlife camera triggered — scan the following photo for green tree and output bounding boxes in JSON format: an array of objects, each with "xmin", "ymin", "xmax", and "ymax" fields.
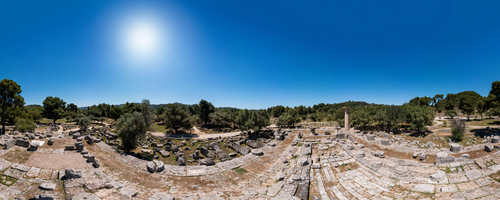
[
  {"xmin": 236, "ymin": 109, "xmax": 251, "ymax": 131},
  {"xmin": 271, "ymin": 105, "xmax": 286, "ymax": 117},
  {"xmin": 477, "ymin": 98, "xmax": 486, "ymax": 120},
  {"xmin": 458, "ymin": 97, "xmax": 476, "ymax": 120},
  {"xmin": 109, "ymin": 106, "xmax": 124, "ymax": 121},
  {"xmin": 0, "ymin": 79, "xmax": 25, "ymax": 134},
  {"xmin": 489, "ymin": 80, "xmax": 500, "ymax": 100},
  {"xmin": 198, "ymin": 99, "xmax": 215, "ymax": 125},
  {"xmin": 210, "ymin": 110, "xmax": 231, "ymax": 127},
  {"xmin": 155, "ymin": 106, "xmax": 166, "ymax": 119},
  {"xmin": 116, "ymin": 112, "xmax": 147, "ymax": 153},
  {"xmin": 444, "ymin": 93, "xmax": 457, "ymax": 110},
  {"xmin": 163, "ymin": 104, "xmax": 192, "ymax": 134},
  {"xmin": 445, "ymin": 110, "xmax": 457, "ymax": 119},
  {"xmin": 248, "ymin": 110, "xmax": 270, "ymax": 133},
  {"xmin": 141, "ymin": 99, "xmax": 154, "ymax": 130},
  {"xmin": 78, "ymin": 116, "xmax": 91, "ymax": 131},
  {"xmin": 42, "ymin": 96, "xmax": 66, "ymax": 124}
]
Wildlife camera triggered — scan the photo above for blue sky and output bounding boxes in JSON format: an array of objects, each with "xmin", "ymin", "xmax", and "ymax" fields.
[{"xmin": 1, "ymin": 1, "xmax": 500, "ymax": 109}]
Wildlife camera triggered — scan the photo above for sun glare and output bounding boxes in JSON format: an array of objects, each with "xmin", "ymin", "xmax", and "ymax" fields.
[{"xmin": 125, "ymin": 20, "xmax": 160, "ymax": 56}]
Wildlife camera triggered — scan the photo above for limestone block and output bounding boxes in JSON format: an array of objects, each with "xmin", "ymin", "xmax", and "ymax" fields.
[
  {"xmin": 492, "ymin": 136, "xmax": 499, "ymax": 143},
  {"xmin": 430, "ymin": 170, "xmax": 446, "ymax": 182}
]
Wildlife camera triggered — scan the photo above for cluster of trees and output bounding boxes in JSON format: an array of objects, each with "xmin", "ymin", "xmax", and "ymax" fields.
[
  {"xmin": 408, "ymin": 81, "xmax": 500, "ymax": 120},
  {"xmin": 350, "ymin": 104, "xmax": 435, "ymax": 134},
  {"xmin": 269, "ymin": 101, "xmax": 371, "ymax": 124},
  {"xmin": 155, "ymin": 99, "xmax": 269, "ymax": 134}
]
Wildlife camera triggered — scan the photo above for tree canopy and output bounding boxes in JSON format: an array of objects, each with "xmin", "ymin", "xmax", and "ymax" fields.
[
  {"xmin": 0, "ymin": 79, "xmax": 24, "ymax": 134},
  {"xmin": 43, "ymin": 96, "xmax": 66, "ymax": 124}
]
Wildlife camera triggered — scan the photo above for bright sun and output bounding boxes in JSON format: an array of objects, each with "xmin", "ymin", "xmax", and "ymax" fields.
[{"xmin": 125, "ymin": 20, "xmax": 160, "ymax": 56}]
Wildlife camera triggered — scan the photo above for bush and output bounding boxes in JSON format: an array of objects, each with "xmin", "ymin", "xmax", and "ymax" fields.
[
  {"xmin": 14, "ymin": 117, "xmax": 36, "ymax": 132},
  {"xmin": 443, "ymin": 121, "xmax": 447, "ymax": 127},
  {"xmin": 450, "ymin": 119, "xmax": 466, "ymax": 142}
]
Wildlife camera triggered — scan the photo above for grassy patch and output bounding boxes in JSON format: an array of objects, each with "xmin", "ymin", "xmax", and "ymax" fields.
[
  {"xmin": 444, "ymin": 167, "xmax": 453, "ymax": 173},
  {"xmin": 491, "ymin": 170, "xmax": 500, "ymax": 183},
  {"xmin": 232, "ymin": 167, "xmax": 248, "ymax": 175},
  {"xmin": 0, "ymin": 174, "xmax": 17, "ymax": 186},
  {"xmin": 0, "ymin": 147, "xmax": 33, "ymax": 163},
  {"xmin": 291, "ymin": 155, "xmax": 297, "ymax": 159},
  {"xmin": 154, "ymin": 123, "xmax": 168, "ymax": 133},
  {"xmin": 297, "ymin": 143, "xmax": 303, "ymax": 147}
]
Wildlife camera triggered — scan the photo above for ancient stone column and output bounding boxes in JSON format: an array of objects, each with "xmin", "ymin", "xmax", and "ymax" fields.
[{"xmin": 344, "ymin": 107, "xmax": 350, "ymax": 130}]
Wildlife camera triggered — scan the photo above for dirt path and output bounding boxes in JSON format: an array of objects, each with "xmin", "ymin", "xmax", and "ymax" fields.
[
  {"xmin": 149, "ymin": 130, "xmax": 241, "ymax": 139},
  {"xmin": 24, "ymin": 152, "xmax": 89, "ymax": 170}
]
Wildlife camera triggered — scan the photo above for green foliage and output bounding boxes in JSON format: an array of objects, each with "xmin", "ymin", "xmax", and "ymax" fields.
[
  {"xmin": 163, "ymin": 104, "xmax": 192, "ymax": 134},
  {"xmin": 450, "ymin": 119, "xmax": 466, "ymax": 142},
  {"xmin": 14, "ymin": 117, "xmax": 36, "ymax": 132},
  {"xmin": 276, "ymin": 110, "xmax": 301, "ymax": 127},
  {"xmin": 42, "ymin": 96, "xmax": 66, "ymax": 124},
  {"xmin": 0, "ymin": 79, "xmax": 24, "ymax": 134},
  {"xmin": 271, "ymin": 105, "xmax": 286, "ymax": 117},
  {"xmin": 490, "ymin": 81, "xmax": 500, "ymax": 100},
  {"xmin": 209, "ymin": 110, "xmax": 232, "ymax": 127},
  {"xmin": 116, "ymin": 112, "xmax": 147, "ymax": 153},
  {"xmin": 198, "ymin": 99, "xmax": 215, "ymax": 125},
  {"xmin": 443, "ymin": 121, "xmax": 447, "ymax": 127},
  {"xmin": 444, "ymin": 110, "xmax": 457, "ymax": 119},
  {"xmin": 155, "ymin": 106, "xmax": 166, "ymax": 118},
  {"xmin": 141, "ymin": 99, "xmax": 154, "ymax": 130},
  {"xmin": 78, "ymin": 116, "xmax": 91, "ymax": 131},
  {"xmin": 109, "ymin": 106, "xmax": 124, "ymax": 120},
  {"xmin": 98, "ymin": 117, "xmax": 106, "ymax": 124},
  {"xmin": 236, "ymin": 109, "xmax": 269, "ymax": 132}
]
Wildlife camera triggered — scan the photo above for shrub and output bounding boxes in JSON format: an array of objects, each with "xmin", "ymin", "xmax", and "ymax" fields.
[
  {"xmin": 14, "ymin": 117, "xmax": 36, "ymax": 132},
  {"xmin": 450, "ymin": 119, "xmax": 465, "ymax": 142}
]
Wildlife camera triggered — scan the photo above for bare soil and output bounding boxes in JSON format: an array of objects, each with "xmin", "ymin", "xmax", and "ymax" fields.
[{"xmin": 24, "ymin": 152, "xmax": 88, "ymax": 170}]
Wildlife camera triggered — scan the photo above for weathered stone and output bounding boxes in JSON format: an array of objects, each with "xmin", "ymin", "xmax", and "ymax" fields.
[
  {"xmin": 465, "ymin": 169, "xmax": 482, "ymax": 180},
  {"xmin": 371, "ymin": 161, "xmax": 382, "ymax": 170},
  {"xmin": 93, "ymin": 160, "xmax": 100, "ymax": 168},
  {"xmin": 251, "ymin": 149, "xmax": 264, "ymax": 156},
  {"xmin": 5, "ymin": 139, "xmax": 15, "ymax": 149},
  {"xmin": 412, "ymin": 184, "xmax": 435, "ymax": 193},
  {"xmin": 276, "ymin": 172, "xmax": 286, "ymax": 181},
  {"xmin": 430, "ymin": 170, "xmax": 446, "ymax": 182},
  {"xmin": 147, "ymin": 162, "xmax": 156, "ymax": 173},
  {"xmin": 356, "ymin": 150, "xmax": 365, "ymax": 158},
  {"xmin": 72, "ymin": 193, "xmax": 101, "ymax": 200},
  {"xmin": 39, "ymin": 182, "xmax": 56, "ymax": 190},
  {"xmin": 311, "ymin": 163, "xmax": 321, "ymax": 169},
  {"xmin": 297, "ymin": 158, "xmax": 308, "ymax": 166},
  {"xmin": 153, "ymin": 160, "xmax": 164, "ymax": 172},
  {"xmin": 485, "ymin": 145, "xmax": 495, "ymax": 152},
  {"xmin": 148, "ymin": 192, "xmax": 174, "ymax": 200},
  {"xmin": 34, "ymin": 194, "xmax": 55, "ymax": 200},
  {"xmin": 65, "ymin": 169, "xmax": 82, "ymax": 179},
  {"xmin": 290, "ymin": 174, "xmax": 301, "ymax": 181},
  {"xmin": 492, "ymin": 136, "xmax": 500, "ymax": 143},
  {"xmin": 395, "ymin": 166, "xmax": 408, "ymax": 176},
  {"xmin": 450, "ymin": 143, "xmax": 462, "ymax": 153},
  {"xmin": 374, "ymin": 150, "xmax": 385, "ymax": 158},
  {"xmin": 380, "ymin": 139, "xmax": 390, "ymax": 146},
  {"xmin": 159, "ymin": 150, "xmax": 170, "ymax": 157}
]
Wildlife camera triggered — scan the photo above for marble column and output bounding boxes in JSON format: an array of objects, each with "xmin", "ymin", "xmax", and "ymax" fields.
[{"xmin": 344, "ymin": 107, "xmax": 350, "ymax": 130}]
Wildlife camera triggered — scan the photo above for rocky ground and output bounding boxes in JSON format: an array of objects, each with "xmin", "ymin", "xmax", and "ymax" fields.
[{"xmin": 0, "ymin": 126, "xmax": 499, "ymax": 199}]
